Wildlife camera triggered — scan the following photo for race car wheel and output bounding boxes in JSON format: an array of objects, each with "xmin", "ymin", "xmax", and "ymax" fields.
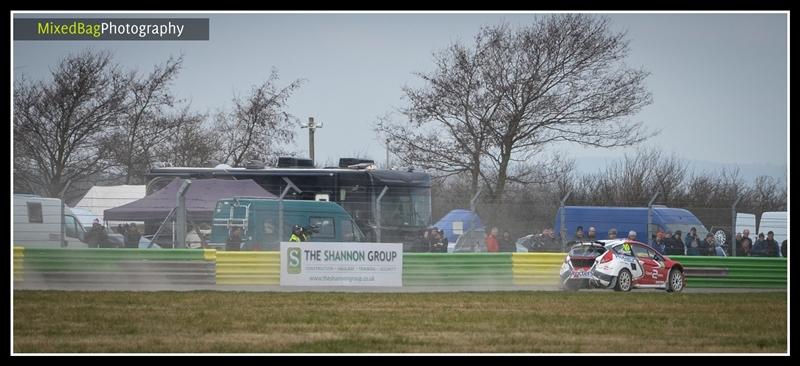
[
  {"xmin": 562, "ymin": 281, "xmax": 579, "ymax": 292},
  {"xmin": 667, "ymin": 269, "xmax": 685, "ymax": 293},
  {"xmin": 614, "ymin": 269, "xmax": 632, "ymax": 292}
]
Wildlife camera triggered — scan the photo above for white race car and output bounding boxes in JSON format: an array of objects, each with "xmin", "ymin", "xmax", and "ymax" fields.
[{"xmin": 559, "ymin": 240, "xmax": 685, "ymax": 292}]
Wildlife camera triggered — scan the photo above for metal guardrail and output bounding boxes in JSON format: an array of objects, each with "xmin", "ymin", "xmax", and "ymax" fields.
[
  {"xmin": 14, "ymin": 247, "xmax": 215, "ymax": 285},
  {"xmin": 215, "ymin": 251, "xmax": 279, "ymax": 285},
  {"xmin": 511, "ymin": 253, "xmax": 564, "ymax": 286},
  {"xmin": 669, "ymin": 255, "xmax": 787, "ymax": 288},
  {"xmin": 403, "ymin": 253, "xmax": 513, "ymax": 286},
  {"xmin": 13, "ymin": 248, "xmax": 786, "ymax": 289}
]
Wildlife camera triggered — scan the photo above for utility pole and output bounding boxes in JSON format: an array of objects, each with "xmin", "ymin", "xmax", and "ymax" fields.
[{"xmin": 301, "ymin": 117, "xmax": 323, "ymax": 166}]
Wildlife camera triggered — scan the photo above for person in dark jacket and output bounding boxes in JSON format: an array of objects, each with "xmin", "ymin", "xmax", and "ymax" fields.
[
  {"xmin": 737, "ymin": 237, "xmax": 752, "ymax": 257},
  {"xmin": 499, "ymin": 231, "xmax": 515, "ymax": 252},
  {"xmin": 575, "ymin": 226, "xmax": 585, "ymax": 241},
  {"xmin": 700, "ymin": 233, "xmax": 716, "ymax": 256},
  {"xmin": 227, "ymin": 227, "xmax": 244, "ymax": 251},
  {"xmin": 684, "ymin": 227, "xmax": 699, "ymax": 249},
  {"xmin": 651, "ymin": 230, "xmax": 666, "ymax": 254},
  {"xmin": 686, "ymin": 237, "xmax": 701, "ymax": 256},
  {"xmin": 587, "ymin": 227, "xmax": 597, "ymax": 241},
  {"xmin": 664, "ymin": 231, "xmax": 684, "ymax": 256},
  {"xmin": 752, "ymin": 231, "xmax": 780, "ymax": 257}
]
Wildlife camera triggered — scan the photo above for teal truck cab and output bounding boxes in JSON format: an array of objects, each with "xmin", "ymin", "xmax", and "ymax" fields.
[{"xmin": 210, "ymin": 198, "xmax": 365, "ymax": 250}]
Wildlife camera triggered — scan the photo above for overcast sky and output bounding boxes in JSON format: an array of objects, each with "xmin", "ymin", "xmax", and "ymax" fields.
[{"xmin": 13, "ymin": 12, "xmax": 788, "ymax": 175}]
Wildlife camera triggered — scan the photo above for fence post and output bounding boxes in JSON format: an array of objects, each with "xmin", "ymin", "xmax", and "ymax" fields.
[
  {"xmin": 560, "ymin": 191, "xmax": 571, "ymax": 252},
  {"xmin": 470, "ymin": 188, "xmax": 482, "ymax": 213},
  {"xmin": 175, "ymin": 179, "xmax": 191, "ymax": 248},
  {"xmin": 731, "ymin": 195, "xmax": 741, "ymax": 256},
  {"xmin": 58, "ymin": 179, "xmax": 72, "ymax": 248},
  {"xmin": 647, "ymin": 192, "xmax": 660, "ymax": 245},
  {"xmin": 278, "ymin": 177, "xmax": 302, "ymax": 245},
  {"xmin": 375, "ymin": 186, "xmax": 389, "ymax": 243}
]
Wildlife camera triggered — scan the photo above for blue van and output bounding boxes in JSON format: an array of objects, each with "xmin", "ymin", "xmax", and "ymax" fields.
[
  {"xmin": 554, "ymin": 206, "xmax": 709, "ymax": 242},
  {"xmin": 210, "ymin": 198, "xmax": 365, "ymax": 250}
]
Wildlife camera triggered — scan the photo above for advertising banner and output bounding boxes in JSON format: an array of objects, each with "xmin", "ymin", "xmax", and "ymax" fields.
[{"xmin": 280, "ymin": 242, "xmax": 403, "ymax": 287}]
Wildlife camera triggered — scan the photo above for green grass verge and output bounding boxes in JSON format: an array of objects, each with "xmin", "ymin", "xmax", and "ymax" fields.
[{"xmin": 13, "ymin": 291, "xmax": 786, "ymax": 353}]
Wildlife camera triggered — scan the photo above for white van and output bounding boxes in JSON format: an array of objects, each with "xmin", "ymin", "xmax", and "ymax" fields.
[
  {"xmin": 758, "ymin": 211, "xmax": 787, "ymax": 256},
  {"xmin": 13, "ymin": 194, "xmax": 90, "ymax": 248},
  {"xmin": 13, "ymin": 194, "xmax": 124, "ymax": 248},
  {"xmin": 735, "ymin": 213, "xmax": 757, "ymax": 237}
]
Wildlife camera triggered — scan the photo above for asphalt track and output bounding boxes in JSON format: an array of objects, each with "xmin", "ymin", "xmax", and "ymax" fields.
[{"xmin": 12, "ymin": 283, "xmax": 786, "ymax": 293}]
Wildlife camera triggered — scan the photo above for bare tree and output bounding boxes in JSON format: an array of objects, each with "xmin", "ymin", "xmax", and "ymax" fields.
[
  {"xmin": 216, "ymin": 69, "xmax": 304, "ymax": 166},
  {"xmin": 152, "ymin": 109, "xmax": 218, "ymax": 167},
  {"xmin": 379, "ymin": 14, "xmax": 654, "ymax": 201},
  {"xmin": 377, "ymin": 34, "xmax": 501, "ymax": 194},
  {"xmin": 14, "ymin": 50, "xmax": 128, "ymax": 197},
  {"xmin": 105, "ymin": 55, "xmax": 185, "ymax": 184}
]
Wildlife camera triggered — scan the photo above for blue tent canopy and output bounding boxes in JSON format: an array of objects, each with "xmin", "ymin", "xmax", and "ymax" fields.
[{"xmin": 433, "ymin": 209, "xmax": 484, "ymax": 243}]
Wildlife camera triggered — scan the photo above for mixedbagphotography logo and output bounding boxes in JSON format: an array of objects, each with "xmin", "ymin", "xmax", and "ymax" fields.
[
  {"xmin": 287, "ymin": 247, "xmax": 302, "ymax": 274},
  {"xmin": 14, "ymin": 18, "xmax": 209, "ymax": 41}
]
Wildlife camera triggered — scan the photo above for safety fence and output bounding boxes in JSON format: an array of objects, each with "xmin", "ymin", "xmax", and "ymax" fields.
[
  {"xmin": 12, "ymin": 248, "xmax": 787, "ymax": 289},
  {"xmin": 215, "ymin": 251, "xmax": 280, "ymax": 285},
  {"xmin": 669, "ymin": 255, "xmax": 787, "ymax": 288},
  {"xmin": 404, "ymin": 253, "xmax": 513, "ymax": 286},
  {"xmin": 14, "ymin": 248, "xmax": 215, "ymax": 285}
]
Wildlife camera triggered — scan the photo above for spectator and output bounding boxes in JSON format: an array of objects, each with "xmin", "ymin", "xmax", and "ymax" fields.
[
  {"xmin": 499, "ymin": 231, "xmax": 515, "ymax": 252},
  {"xmin": 418, "ymin": 228, "xmax": 432, "ymax": 252},
  {"xmin": 438, "ymin": 229, "xmax": 449, "ymax": 253},
  {"xmin": 664, "ymin": 231, "xmax": 684, "ymax": 256},
  {"xmin": 737, "ymin": 237, "xmax": 753, "ymax": 257},
  {"xmin": 673, "ymin": 230, "xmax": 685, "ymax": 255},
  {"xmin": 575, "ymin": 226, "xmax": 585, "ymax": 241},
  {"xmin": 742, "ymin": 229, "xmax": 751, "ymax": 241},
  {"xmin": 485, "ymin": 227, "xmax": 499, "ymax": 253},
  {"xmin": 88, "ymin": 219, "xmax": 108, "ymax": 248},
  {"xmin": 627, "ymin": 230, "xmax": 637, "ymax": 241},
  {"xmin": 227, "ymin": 227, "xmax": 243, "ymax": 251},
  {"xmin": 125, "ymin": 223, "xmax": 141, "ymax": 248},
  {"xmin": 686, "ymin": 237, "xmax": 701, "ymax": 256},
  {"xmin": 752, "ymin": 231, "xmax": 780, "ymax": 257},
  {"xmin": 684, "ymin": 227, "xmax": 699, "ymax": 248},
  {"xmin": 700, "ymin": 233, "xmax": 716, "ymax": 256},
  {"xmin": 542, "ymin": 228, "xmax": 558, "ymax": 251},
  {"xmin": 734, "ymin": 232, "xmax": 743, "ymax": 251},
  {"xmin": 652, "ymin": 231, "xmax": 666, "ymax": 254},
  {"xmin": 430, "ymin": 229, "xmax": 448, "ymax": 253},
  {"xmin": 607, "ymin": 228, "xmax": 618, "ymax": 240},
  {"xmin": 587, "ymin": 227, "xmax": 597, "ymax": 240},
  {"xmin": 781, "ymin": 240, "xmax": 787, "ymax": 258}
]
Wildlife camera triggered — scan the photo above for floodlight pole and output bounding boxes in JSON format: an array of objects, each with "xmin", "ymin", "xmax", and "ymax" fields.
[{"xmin": 301, "ymin": 117, "xmax": 322, "ymax": 166}]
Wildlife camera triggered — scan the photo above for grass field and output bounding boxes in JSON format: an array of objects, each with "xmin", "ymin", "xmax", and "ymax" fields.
[{"xmin": 13, "ymin": 290, "xmax": 787, "ymax": 353}]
